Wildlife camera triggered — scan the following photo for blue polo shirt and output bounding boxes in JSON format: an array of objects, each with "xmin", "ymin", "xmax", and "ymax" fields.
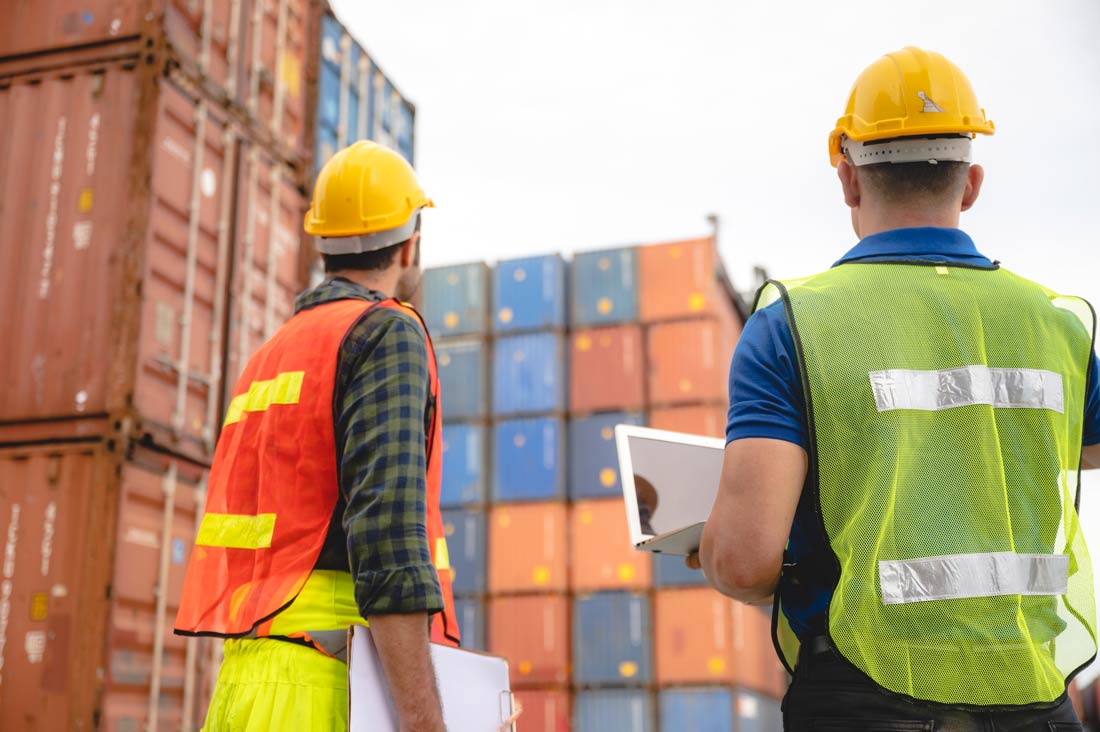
[{"xmin": 726, "ymin": 227, "xmax": 1100, "ymax": 639}]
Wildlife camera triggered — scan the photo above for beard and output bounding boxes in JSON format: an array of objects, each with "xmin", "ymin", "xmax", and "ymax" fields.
[{"xmin": 395, "ymin": 268, "xmax": 422, "ymax": 303}]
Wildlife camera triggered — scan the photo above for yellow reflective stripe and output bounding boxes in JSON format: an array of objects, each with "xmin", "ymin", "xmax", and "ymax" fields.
[
  {"xmin": 196, "ymin": 512, "xmax": 277, "ymax": 549},
  {"xmin": 434, "ymin": 536, "xmax": 451, "ymax": 572},
  {"xmin": 223, "ymin": 371, "xmax": 305, "ymax": 426}
]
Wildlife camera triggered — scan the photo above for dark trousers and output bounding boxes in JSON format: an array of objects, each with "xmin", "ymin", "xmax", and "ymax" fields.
[{"xmin": 782, "ymin": 641, "xmax": 1083, "ymax": 731}]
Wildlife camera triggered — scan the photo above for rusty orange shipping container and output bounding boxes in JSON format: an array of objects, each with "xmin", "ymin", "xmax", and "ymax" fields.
[
  {"xmin": 638, "ymin": 237, "xmax": 740, "ymax": 323},
  {"xmin": 513, "ymin": 689, "xmax": 571, "ymax": 732},
  {"xmin": 0, "ymin": 58, "xmax": 307, "ymax": 462},
  {"xmin": 0, "ymin": 439, "xmax": 221, "ymax": 732},
  {"xmin": 654, "ymin": 587, "xmax": 787, "ymax": 698},
  {"xmin": 569, "ymin": 325, "xmax": 645, "ymax": 413},
  {"xmin": 488, "ymin": 502, "xmax": 569, "ymax": 594},
  {"xmin": 570, "ymin": 498, "xmax": 652, "ymax": 592},
  {"xmin": 488, "ymin": 595, "xmax": 570, "ymax": 688},
  {"xmin": 649, "ymin": 403, "xmax": 729, "ymax": 439},
  {"xmin": 646, "ymin": 314, "xmax": 741, "ymax": 408},
  {"xmin": 0, "ymin": 0, "xmax": 310, "ymax": 162}
]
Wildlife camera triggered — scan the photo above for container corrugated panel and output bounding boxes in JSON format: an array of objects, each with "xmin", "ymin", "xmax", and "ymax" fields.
[
  {"xmin": 570, "ymin": 499, "xmax": 651, "ymax": 591},
  {"xmin": 492, "ymin": 417, "xmax": 566, "ymax": 502},
  {"xmin": 573, "ymin": 592, "xmax": 652, "ymax": 685},
  {"xmin": 488, "ymin": 595, "xmax": 570, "ymax": 687},
  {"xmin": 421, "ymin": 263, "xmax": 491, "ymax": 337},
  {"xmin": 569, "ymin": 325, "xmax": 646, "ymax": 412},
  {"xmin": 492, "ymin": 333, "xmax": 567, "ymax": 416},
  {"xmin": 492, "ymin": 254, "xmax": 567, "ymax": 333},
  {"xmin": 654, "ymin": 552, "xmax": 708, "ymax": 587},
  {"xmin": 488, "ymin": 503, "xmax": 568, "ymax": 594},
  {"xmin": 569, "ymin": 412, "xmax": 645, "ymax": 500},
  {"xmin": 657, "ymin": 688, "xmax": 783, "ymax": 732},
  {"xmin": 734, "ymin": 690, "xmax": 785, "ymax": 732},
  {"xmin": 574, "ymin": 689, "xmax": 655, "ymax": 732},
  {"xmin": 440, "ymin": 423, "xmax": 487, "ymax": 507},
  {"xmin": 441, "ymin": 508, "xmax": 486, "ymax": 595},
  {"xmin": 638, "ymin": 238, "xmax": 727, "ymax": 322},
  {"xmin": 512, "ymin": 689, "xmax": 571, "ymax": 732},
  {"xmin": 454, "ymin": 597, "xmax": 484, "ymax": 652},
  {"xmin": 435, "ymin": 338, "xmax": 488, "ymax": 420},
  {"xmin": 0, "ymin": 441, "xmax": 221, "ymax": 732},
  {"xmin": 571, "ymin": 247, "xmax": 638, "ymax": 327},
  {"xmin": 649, "ymin": 404, "xmax": 729, "ymax": 439},
  {"xmin": 647, "ymin": 317, "xmax": 741, "ymax": 407},
  {"xmin": 0, "ymin": 62, "xmax": 260, "ymax": 465}
]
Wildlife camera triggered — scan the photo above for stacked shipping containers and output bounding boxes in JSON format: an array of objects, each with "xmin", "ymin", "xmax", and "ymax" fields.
[
  {"xmin": 0, "ymin": 2, "xmax": 417, "ymax": 729},
  {"xmin": 422, "ymin": 238, "xmax": 791, "ymax": 730}
]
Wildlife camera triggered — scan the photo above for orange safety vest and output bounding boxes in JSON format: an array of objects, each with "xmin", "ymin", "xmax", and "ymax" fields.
[{"xmin": 175, "ymin": 298, "xmax": 460, "ymax": 650}]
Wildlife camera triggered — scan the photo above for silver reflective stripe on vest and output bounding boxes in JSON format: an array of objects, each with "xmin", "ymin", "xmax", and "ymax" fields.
[
  {"xmin": 879, "ymin": 552, "xmax": 1069, "ymax": 605},
  {"xmin": 869, "ymin": 366, "xmax": 1064, "ymax": 413}
]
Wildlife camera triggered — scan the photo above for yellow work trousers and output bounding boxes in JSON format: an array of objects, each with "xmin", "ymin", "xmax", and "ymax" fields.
[{"xmin": 203, "ymin": 638, "xmax": 348, "ymax": 732}]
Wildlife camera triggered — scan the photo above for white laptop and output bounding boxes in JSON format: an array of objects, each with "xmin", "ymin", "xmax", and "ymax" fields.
[{"xmin": 614, "ymin": 424, "xmax": 726, "ymax": 556}]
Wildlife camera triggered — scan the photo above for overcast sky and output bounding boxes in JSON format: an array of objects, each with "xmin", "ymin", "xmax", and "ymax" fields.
[{"xmin": 331, "ymin": 0, "xmax": 1100, "ymax": 681}]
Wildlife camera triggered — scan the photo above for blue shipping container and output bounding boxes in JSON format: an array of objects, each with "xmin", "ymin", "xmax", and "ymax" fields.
[
  {"xmin": 573, "ymin": 592, "xmax": 652, "ymax": 685},
  {"xmin": 569, "ymin": 412, "xmax": 645, "ymax": 500},
  {"xmin": 492, "ymin": 417, "xmax": 566, "ymax": 502},
  {"xmin": 441, "ymin": 508, "xmax": 487, "ymax": 595},
  {"xmin": 440, "ymin": 423, "xmax": 486, "ymax": 507},
  {"xmin": 492, "ymin": 254, "xmax": 567, "ymax": 333},
  {"xmin": 659, "ymin": 688, "xmax": 783, "ymax": 732},
  {"xmin": 575, "ymin": 690, "xmax": 655, "ymax": 732},
  {"xmin": 422, "ymin": 263, "xmax": 490, "ymax": 337},
  {"xmin": 492, "ymin": 333, "xmax": 567, "ymax": 416},
  {"xmin": 436, "ymin": 339, "xmax": 488, "ymax": 420},
  {"xmin": 654, "ymin": 552, "xmax": 708, "ymax": 588},
  {"xmin": 454, "ymin": 596, "xmax": 485, "ymax": 652},
  {"xmin": 571, "ymin": 247, "xmax": 638, "ymax": 326}
]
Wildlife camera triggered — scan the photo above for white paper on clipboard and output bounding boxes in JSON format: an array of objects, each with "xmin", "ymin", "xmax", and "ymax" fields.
[{"xmin": 348, "ymin": 625, "xmax": 516, "ymax": 732}]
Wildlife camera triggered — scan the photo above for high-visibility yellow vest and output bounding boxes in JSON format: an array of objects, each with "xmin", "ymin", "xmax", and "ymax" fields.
[{"xmin": 759, "ymin": 261, "xmax": 1097, "ymax": 707}]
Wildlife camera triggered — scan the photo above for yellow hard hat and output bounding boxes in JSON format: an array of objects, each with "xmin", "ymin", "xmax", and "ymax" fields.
[
  {"xmin": 828, "ymin": 47, "xmax": 994, "ymax": 167},
  {"xmin": 304, "ymin": 140, "xmax": 434, "ymax": 252}
]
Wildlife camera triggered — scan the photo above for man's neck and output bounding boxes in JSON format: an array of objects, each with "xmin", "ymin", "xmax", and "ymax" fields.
[
  {"xmin": 328, "ymin": 269, "xmax": 397, "ymax": 299},
  {"xmin": 858, "ymin": 207, "xmax": 960, "ymax": 239}
]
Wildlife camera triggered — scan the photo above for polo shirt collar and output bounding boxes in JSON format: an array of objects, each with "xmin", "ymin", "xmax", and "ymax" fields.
[{"xmin": 834, "ymin": 227, "xmax": 990, "ymax": 267}]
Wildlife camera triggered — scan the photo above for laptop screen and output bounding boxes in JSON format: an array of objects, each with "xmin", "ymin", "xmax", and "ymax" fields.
[{"xmin": 623, "ymin": 431, "xmax": 725, "ymax": 539}]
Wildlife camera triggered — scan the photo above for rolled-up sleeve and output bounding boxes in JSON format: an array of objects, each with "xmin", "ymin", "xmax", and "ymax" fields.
[{"xmin": 335, "ymin": 310, "xmax": 444, "ymax": 618}]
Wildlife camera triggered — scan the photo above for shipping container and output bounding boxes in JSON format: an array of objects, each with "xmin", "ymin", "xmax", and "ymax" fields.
[
  {"xmin": 441, "ymin": 508, "xmax": 487, "ymax": 595},
  {"xmin": 492, "ymin": 333, "xmax": 567, "ymax": 416},
  {"xmin": 0, "ymin": 440, "xmax": 220, "ymax": 732},
  {"xmin": 492, "ymin": 254, "xmax": 568, "ymax": 334},
  {"xmin": 574, "ymin": 689, "xmax": 655, "ymax": 732},
  {"xmin": 440, "ymin": 422, "xmax": 487, "ymax": 507},
  {"xmin": 571, "ymin": 247, "xmax": 639, "ymax": 327},
  {"xmin": 649, "ymin": 404, "xmax": 729, "ymax": 440},
  {"xmin": 638, "ymin": 237, "xmax": 737, "ymax": 322},
  {"xmin": 488, "ymin": 503, "xmax": 568, "ymax": 594},
  {"xmin": 658, "ymin": 687, "xmax": 784, "ymax": 732},
  {"xmin": 1, "ymin": 0, "xmax": 310, "ymax": 162},
  {"xmin": 573, "ymin": 592, "xmax": 652, "ymax": 685},
  {"xmin": 420, "ymin": 263, "xmax": 490, "ymax": 338},
  {"xmin": 512, "ymin": 689, "xmax": 571, "ymax": 732},
  {"xmin": 570, "ymin": 498, "xmax": 651, "ymax": 592},
  {"xmin": 492, "ymin": 417, "xmax": 566, "ymax": 502},
  {"xmin": 654, "ymin": 552, "xmax": 708, "ymax": 588},
  {"xmin": 569, "ymin": 412, "xmax": 645, "ymax": 500},
  {"xmin": 314, "ymin": 9, "xmax": 418, "ymax": 168},
  {"xmin": 488, "ymin": 595, "xmax": 570, "ymax": 688},
  {"xmin": 647, "ymin": 317, "xmax": 741, "ymax": 407},
  {"xmin": 0, "ymin": 60, "xmax": 292, "ymax": 465},
  {"xmin": 569, "ymin": 325, "xmax": 646, "ymax": 413},
  {"xmin": 454, "ymin": 596, "xmax": 484, "ymax": 652},
  {"xmin": 654, "ymin": 588, "xmax": 786, "ymax": 697},
  {"xmin": 435, "ymin": 338, "xmax": 489, "ymax": 420}
]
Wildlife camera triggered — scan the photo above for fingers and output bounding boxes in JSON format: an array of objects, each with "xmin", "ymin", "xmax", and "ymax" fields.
[{"xmin": 685, "ymin": 552, "xmax": 702, "ymax": 570}]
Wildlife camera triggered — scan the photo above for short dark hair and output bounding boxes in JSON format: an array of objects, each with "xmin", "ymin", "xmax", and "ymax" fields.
[
  {"xmin": 858, "ymin": 161, "xmax": 969, "ymax": 204},
  {"xmin": 320, "ymin": 215, "xmax": 421, "ymax": 274}
]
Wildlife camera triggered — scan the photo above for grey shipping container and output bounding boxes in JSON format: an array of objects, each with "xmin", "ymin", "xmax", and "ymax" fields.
[
  {"xmin": 435, "ymin": 338, "xmax": 489, "ymax": 420},
  {"xmin": 573, "ymin": 592, "xmax": 652, "ymax": 685},
  {"xmin": 421, "ymin": 263, "xmax": 491, "ymax": 337},
  {"xmin": 441, "ymin": 508, "xmax": 487, "ymax": 595},
  {"xmin": 658, "ymin": 688, "xmax": 784, "ymax": 732},
  {"xmin": 571, "ymin": 247, "xmax": 639, "ymax": 327},
  {"xmin": 454, "ymin": 596, "xmax": 485, "ymax": 652},
  {"xmin": 575, "ymin": 689, "xmax": 655, "ymax": 732}
]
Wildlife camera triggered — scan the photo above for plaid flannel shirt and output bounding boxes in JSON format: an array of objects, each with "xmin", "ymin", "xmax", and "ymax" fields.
[{"xmin": 296, "ymin": 277, "xmax": 444, "ymax": 618}]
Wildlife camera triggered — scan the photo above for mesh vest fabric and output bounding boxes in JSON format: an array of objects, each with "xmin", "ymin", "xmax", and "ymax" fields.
[{"xmin": 759, "ymin": 262, "xmax": 1097, "ymax": 707}]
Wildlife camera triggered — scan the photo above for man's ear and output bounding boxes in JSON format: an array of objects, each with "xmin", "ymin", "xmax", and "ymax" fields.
[
  {"xmin": 838, "ymin": 159, "xmax": 861, "ymax": 209},
  {"xmin": 960, "ymin": 164, "xmax": 984, "ymax": 212},
  {"xmin": 400, "ymin": 231, "xmax": 420, "ymax": 267}
]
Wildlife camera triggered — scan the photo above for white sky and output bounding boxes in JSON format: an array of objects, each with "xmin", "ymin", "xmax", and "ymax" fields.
[{"xmin": 332, "ymin": 0, "xmax": 1100, "ymax": 682}]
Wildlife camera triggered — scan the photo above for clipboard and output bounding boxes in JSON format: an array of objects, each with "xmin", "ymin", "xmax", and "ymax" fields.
[{"xmin": 348, "ymin": 625, "xmax": 517, "ymax": 732}]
